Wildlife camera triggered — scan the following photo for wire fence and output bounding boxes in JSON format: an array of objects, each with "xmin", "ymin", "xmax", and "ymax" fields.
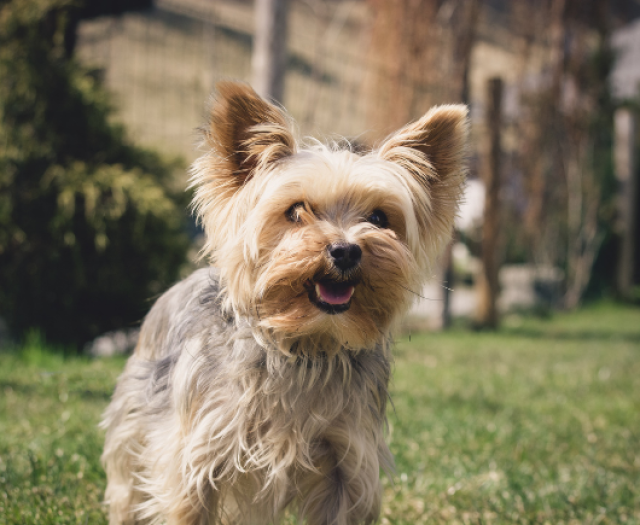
[{"xmin": 76, "ymin": 0, "xmax": 377, "ymax": 163}]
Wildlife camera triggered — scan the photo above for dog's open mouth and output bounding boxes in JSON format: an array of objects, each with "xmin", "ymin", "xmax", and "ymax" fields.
[{"xmin": 306, "ymin": 279, "xmax": 356, "ymax": 314}]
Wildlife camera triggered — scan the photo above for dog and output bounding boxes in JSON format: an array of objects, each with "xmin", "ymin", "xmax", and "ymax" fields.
[{"xmin": 101, "ymin": 82, "xmax": 467, "ymax": 525}]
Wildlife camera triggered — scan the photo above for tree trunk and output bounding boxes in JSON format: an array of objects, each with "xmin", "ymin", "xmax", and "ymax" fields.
[
  {"xmin": 614, "ymin": 108, "xmax": 638, "ymax": 298},
  {"xmin": 476, "ymin": 77, "xmax": 503, "ymax": 329},
  {"xmin": 252, "ymin": 0, "xmax": 290, "ymax": 104},
  {"xmin": 441, "ymin": 237, "xmax": 454, "ymax": 329},
  {"xmin": 441, "ymin": 0, "xmax": 479, "ymax": 329}
]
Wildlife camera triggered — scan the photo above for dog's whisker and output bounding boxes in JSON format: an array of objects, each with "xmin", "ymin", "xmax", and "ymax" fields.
[{"xmin": 398, "ymin": 283, "xmax": 441, "ymax": 301}]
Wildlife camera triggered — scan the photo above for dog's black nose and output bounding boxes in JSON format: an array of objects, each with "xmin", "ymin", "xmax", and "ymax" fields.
[{"xmin": 328, "ymin": 242, "xmax": 362, "ymax": 270}]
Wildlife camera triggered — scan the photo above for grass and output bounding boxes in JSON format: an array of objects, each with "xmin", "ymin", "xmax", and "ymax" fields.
[
  {"xmin": 386, "ymin": 303, "xmax": 640, "ymax": 524},
  {"xmin": 0, "ymin": 303, "xmax": 638, "ymax": 524},
  {"xmin": 0, "ymin": 333, "xmax": 125, "ymax": 524}
]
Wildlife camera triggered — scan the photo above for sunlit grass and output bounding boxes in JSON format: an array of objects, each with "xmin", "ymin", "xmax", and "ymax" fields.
[
  {"xmin": 385, "ymin": 303, "xmax": 640, "ymax": 524},
  {"xmin": 0, "ymin": 335, "xmax": 124, "ymax": 524},
  {"xmin": 0, "ymin": 303, "xmax": 638, "ymax": 524}
]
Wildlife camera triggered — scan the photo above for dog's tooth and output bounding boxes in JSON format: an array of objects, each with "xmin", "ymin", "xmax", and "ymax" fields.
[{"xmin": 315, "ymin": 283, "xmax": 321, "ymax": 297}]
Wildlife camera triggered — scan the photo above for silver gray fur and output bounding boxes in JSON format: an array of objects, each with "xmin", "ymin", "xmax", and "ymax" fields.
[{"xmin": 102, "ymin": 268, "xmax": 392, "ymax": 525}]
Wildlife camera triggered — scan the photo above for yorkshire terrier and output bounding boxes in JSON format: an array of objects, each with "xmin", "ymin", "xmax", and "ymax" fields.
[{"xmin": 101, "ymin": 82, "xmax": 467, "ymax": 525}]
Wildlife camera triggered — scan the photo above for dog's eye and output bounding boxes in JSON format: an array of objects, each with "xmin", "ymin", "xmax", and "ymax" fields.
[
  {"xmin": 367, "ymin": 209, "xmax": 388, "ymax": 228},
  {"xmin": 286, "ymin": 202, "xmax": 306, "ymax": 222}
]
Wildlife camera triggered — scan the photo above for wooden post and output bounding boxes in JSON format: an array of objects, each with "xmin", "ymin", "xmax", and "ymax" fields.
[
  {"xmin": 476, "ymin": 77, "xmax": 503, "ymax": 328},
  {"xmin": 252, "ymin": 0, "xmax": 289, "ymax": 104},
  {"xmin": 441, "ymin": 236, "xmax": 454, "ymax": 329},
  {"xmin": 614, "ymin": 108, "xmax": 638, "ymax": 297},
  {"xmin": 440, "ymin": 0, "xmax": 478, "ymax": 329}
]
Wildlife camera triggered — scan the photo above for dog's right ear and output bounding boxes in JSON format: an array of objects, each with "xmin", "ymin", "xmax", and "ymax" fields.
[
  {"xmin": 202, "ymin": 82, "xmax": 296, "ymax": 187},
  {"xmin": 191, "ymin": 83, "xmax": 297, "ymax": 260}
]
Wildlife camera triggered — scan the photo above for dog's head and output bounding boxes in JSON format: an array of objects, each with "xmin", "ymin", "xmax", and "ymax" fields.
[{"xmin": 191, "ymin": 82, "xmax": 467, "ymax": 354}]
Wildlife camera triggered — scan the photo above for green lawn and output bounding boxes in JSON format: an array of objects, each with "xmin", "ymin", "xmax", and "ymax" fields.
[{"xmin": 1, "ymin": 303, "xmax": 639, "ymax": 524}]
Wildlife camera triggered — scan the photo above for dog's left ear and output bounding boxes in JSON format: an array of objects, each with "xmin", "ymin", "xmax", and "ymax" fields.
[{"xmin": 378, "ymin": 105, "xmax": 468, "ymax": 246}]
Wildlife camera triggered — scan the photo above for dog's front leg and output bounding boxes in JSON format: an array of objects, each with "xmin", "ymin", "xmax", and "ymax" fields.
[
  {"xmin": 156, "ymin": 480, "xmax": 222, "ymax": 525},
  {"xmin": 298, "ymin": 433, "xmax": 383, "ymax": 525}
]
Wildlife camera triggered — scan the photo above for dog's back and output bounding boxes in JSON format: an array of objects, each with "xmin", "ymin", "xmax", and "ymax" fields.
[{"xmin": 101, "ymin": 269, "xmax": 227, "ymax": 523}]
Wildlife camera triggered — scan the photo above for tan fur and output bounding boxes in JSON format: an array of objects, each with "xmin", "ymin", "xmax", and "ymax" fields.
[{"xmin": 102, "ymin": 82, "xmax": 468, "ymax": 525}]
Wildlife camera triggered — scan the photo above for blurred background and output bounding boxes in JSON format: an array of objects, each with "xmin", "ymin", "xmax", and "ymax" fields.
[
  {"xmin": 2, "ymin": 3, "xmax": 640, "ymax": 523},
  {"xmin": 1, "ymin": 0, "xmax": 639, "ymax": 351}
]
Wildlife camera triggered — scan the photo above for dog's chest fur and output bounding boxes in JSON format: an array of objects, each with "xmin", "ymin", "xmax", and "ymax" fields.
[{"xmin": 105, "ymin": 269, "xmax": 393, "ymax": 523}]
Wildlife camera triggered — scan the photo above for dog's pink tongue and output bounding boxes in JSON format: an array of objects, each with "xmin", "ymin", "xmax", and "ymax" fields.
[{"xmin": 317, "ymin": 282, "xmax": 354, "ymax": 305}]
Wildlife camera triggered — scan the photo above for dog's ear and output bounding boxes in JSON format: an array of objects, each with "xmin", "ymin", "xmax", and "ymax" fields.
[
  {"xmin": 203, "ymin": 82, "xmax": 296, "ymax": 186},
  {"xmin": 378, "ymin": 105, "xmax": 468, "ymax": 246}
]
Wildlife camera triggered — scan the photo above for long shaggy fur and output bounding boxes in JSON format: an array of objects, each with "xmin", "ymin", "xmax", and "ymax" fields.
[{"xmin": 102, "ymin": 82, "xmax": 468, "ymax": 525}]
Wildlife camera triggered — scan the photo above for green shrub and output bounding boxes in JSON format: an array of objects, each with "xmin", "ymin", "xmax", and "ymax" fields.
[{"xmin": 0, "ymin": 0, "xmax": 190, "ymax": 349}]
